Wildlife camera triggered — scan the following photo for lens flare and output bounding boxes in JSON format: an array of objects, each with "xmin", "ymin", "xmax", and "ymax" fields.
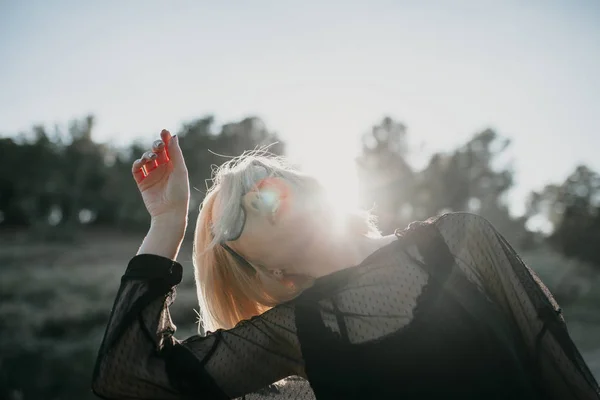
[{"xmin": 259, "ymin": 189, "xmax": 280, "ymax": 210}]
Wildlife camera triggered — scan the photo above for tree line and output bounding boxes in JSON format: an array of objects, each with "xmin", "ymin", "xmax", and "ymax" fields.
[
  {"xmin": 1, "ymin": 114, "xmax": 599, "ymax": 269},
  {"xmin": 0, "ymin": 115, "xmax": 284, "ymax": 235}
]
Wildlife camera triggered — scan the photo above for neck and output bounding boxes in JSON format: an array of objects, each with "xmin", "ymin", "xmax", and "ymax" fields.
[{"xmin": 286, "ymin": 230, "xmax": 397, "ymax": 279}]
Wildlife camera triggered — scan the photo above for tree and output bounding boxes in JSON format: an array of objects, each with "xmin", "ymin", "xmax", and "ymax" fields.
[
  {"xmin": 0, "ymin": 115, "xmax": 286, "ymax": 237},
  {"xmin": 528, "ymin": 165, "xmax": 600, "ymax": 268},
  {"xmin": 356, "ymin": 116, "xmax": 414, "ymax": 233},
  {"xmin": 0, "ymin": 125, "xmax": 66, "ymax": 229},
  {"xmin": 414, "ymin": 129, "xmax": 529, "ymax": 245},
  {"xmin": 356, "ymin": 122, "xmax": 530, "ymax": 247},
  {"xmin": 176, "ymin": 116, "xmax": 285, "ymax": 217}
]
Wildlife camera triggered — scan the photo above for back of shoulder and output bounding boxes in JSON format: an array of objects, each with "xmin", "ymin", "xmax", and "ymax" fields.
[{"xmin": 434, "ymin": 212, "xmax": 498, "ymax": 241}]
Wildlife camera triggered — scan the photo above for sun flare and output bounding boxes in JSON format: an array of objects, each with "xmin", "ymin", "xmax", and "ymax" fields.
[{"xmin": 301, "ymin": 159, "xmax": 361, "ymax": 213}]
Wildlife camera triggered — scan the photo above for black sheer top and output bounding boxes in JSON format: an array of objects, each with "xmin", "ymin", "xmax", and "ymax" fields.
[{"xmin": 92, "ymin": 212, "xmax": 600, "ymax": 399}]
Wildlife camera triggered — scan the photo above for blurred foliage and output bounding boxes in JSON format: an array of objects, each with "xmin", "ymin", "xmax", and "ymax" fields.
[
  {"xmin": 1, "ymin": 113, "xmax": 600, "ymax": 399},
  {"xmin": 0, "ymin": 112, "xmax": 598, "ymax": 259},
  {"xmin": 527, "ymin": 165, "xmax": 600, "ymax": 267},
  {"xmin": 357, "ymin": 117, "xmax": 534, "ymax": 249},
  {"xmin": 0, "ymin": 115, "xmax": 284, "ymax": 238}
]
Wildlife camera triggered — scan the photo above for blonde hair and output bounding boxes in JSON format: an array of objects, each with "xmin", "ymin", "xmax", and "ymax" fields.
[{"xmin": 193, "ymin": 152, "xmax": 380, "ymax": 332}]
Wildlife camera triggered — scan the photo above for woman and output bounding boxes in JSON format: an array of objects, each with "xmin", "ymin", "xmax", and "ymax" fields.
[{"xmin": 92, "ymin": 129, "xmax": 599, "ymax": 399}]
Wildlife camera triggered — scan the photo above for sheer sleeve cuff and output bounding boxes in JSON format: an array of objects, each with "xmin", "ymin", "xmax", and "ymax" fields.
[{"xmin": 123, "ymin": 254, "xmax": 183, "ymax": 286}]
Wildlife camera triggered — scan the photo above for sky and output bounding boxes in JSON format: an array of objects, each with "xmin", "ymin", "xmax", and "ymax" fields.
[{"xmin": 1, "ymin": 0, "xmax": 599, "ymax": 217}]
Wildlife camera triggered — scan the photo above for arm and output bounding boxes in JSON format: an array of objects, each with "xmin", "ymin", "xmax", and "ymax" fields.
[
  {"xmin": 92, "ymin": 231, "xmax": 304, "ymax": 399},
  {"xmin": 92, "ymin": 130, "xmax": 304, "ymax": 399},
  {"xmin": 137, "ymin": 215, "xmax": 187, "ymax": 260},
  {"xmin": 434, "ymin": 212, "xmax": 600, "ymax": 400},
  {"xmin": 92, "ymin": 253, "xmax": 182, "ymax": 399}
]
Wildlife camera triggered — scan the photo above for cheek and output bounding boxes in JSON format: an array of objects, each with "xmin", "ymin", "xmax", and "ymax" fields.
[
  {"xmin": 236, "ymin": 236, "xmax": 267, "ymax": 264},
  {"xmin": 275, "ymin": 208, "xmax": 316, "ymax": 247},
  {"xmin": 241, "ymin": 215, "xmax": 285, "ymax": 255}
]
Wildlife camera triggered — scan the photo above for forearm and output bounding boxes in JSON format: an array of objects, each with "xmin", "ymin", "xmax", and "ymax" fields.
[
  {"xmin": 138, "ymin": 214, "xmax": 187, "ymax": 260},
  {"xmin": 92, "ymin": 255, "xmax": 184, "ymax": 399}
]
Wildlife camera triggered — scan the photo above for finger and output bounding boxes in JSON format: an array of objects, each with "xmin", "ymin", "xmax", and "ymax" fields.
[
  {"xmin": 132, "ymin": 159, "xmax": 147, "ymax": 183},
  {"xmin": 160, "ymin": 129, "xmax": 172, "ymax": 146},
  {"xmin": 151, "ymin": 139, "xmax": 165, "ymax": 153},
  {"xmin": 140, "ymin": 150, "xmax": 155, "ymax": 163},
  {"xmin": 145, "ymin": 159, "xmax": 159, "ymax": 173},
  {"xmin": 166, "ymin": 135, "xmax": 185, "ymax": 169},
  {"xmin": 161, "ymin": 129, "xmax": 176, "ymax": 160},
  {"xmin": 152, "ymin": 139, "xmax": 169, "ymax": 164},
  {"xmin": 142, "ymin": 151, "xmax": 158, "ymax": 172},
  {"xmin": 133, "ymin": 158, "xmax": 146, "ymax": 170}
]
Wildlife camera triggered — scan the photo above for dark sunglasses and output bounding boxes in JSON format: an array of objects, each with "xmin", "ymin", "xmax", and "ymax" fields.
[
  {"xmin": 221, "ymin": 242, "xmax": 254, "ymax": 271},
  {"xmin": 218, "ymin": 172, "xmax": 284, "ymax": 271},
  {"xmin": 222, "ymin": 205, "xmax": 247, "ymax": 242}
]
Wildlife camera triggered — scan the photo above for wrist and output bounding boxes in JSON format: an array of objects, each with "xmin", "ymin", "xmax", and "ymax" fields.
[
  {"xmin": 138, "ymin": 226, "xmax": 185, "ymax": 260},
  {"xmin": 139, "ymin": 214, "xmax": 188, "ymax": 260},
  {"xmin": 151, "ymin": 211, "xmax": 188, "ymax": 232}
]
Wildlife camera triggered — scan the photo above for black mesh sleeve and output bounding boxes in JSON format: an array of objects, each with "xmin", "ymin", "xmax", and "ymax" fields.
[
  {"xmin": 91, "ymin": 254, "xmax": 305, "ymax": 400},
  {"xmin": 434, "ymin": 212, "xmax": 600, "ymax": 399}
]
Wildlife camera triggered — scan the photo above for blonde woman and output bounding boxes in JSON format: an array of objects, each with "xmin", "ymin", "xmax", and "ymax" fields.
[{"xmin": 92, "ymin": 129, "xmax": 599, "ymax": 400}]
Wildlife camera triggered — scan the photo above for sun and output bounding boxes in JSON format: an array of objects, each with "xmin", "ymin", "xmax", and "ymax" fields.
[
  {"xmin": 289, "ymin": 133, "xmax": 363, "ymax": 213},
  {"xmin": 300, "ymin": 158, "xmax": 361, "ymax": 212},
  {"xmin": 323, "ymin": 171, "xmax": 360, "ymax": 209}
]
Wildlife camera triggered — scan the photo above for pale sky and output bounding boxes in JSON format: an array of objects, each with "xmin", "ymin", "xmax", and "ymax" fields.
[{"xmin": 1, "ymin": 0, "xmax": 599, "ymax": 216}]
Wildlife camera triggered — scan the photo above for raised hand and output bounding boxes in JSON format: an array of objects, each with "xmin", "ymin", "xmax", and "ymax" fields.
[{"xmin": 132, "ymin": 129, "xmax": 190, "ymax": 226}]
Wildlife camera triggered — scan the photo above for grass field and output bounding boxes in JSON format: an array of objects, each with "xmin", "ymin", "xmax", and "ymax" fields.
[{"xmin": 1, "ymin": 230, "xmax": 598, "ymax": 399}]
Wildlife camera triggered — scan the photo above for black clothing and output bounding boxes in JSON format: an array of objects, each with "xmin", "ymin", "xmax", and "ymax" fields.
[{"xmin": 92, "ymin": 212, "xmax": 600, "ymax": 399}]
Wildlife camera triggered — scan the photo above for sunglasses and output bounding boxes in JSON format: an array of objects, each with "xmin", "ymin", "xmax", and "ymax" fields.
[
  {"xmin": 221, "ymin": 243, "xmax": 254, "ymax": 271},
  {"xmin": 219, "ymin": 201, "xmax": 253, "ymax": 270},
  {"xmin": 218, "ymin": 173, "xmax": 286, "ymax": 271}
]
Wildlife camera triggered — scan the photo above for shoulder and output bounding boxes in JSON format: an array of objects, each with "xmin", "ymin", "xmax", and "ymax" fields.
[
  {"xmin": 397, "ymin": 212, "xmax": 503, "ymax": 265},
  {"xmin": 396, "ymin": 212, "xmax": 496, "ymax": 237},
  {"xmin": 431, "ymin": 212, "xmax": 498, "ymax": 238},
  {"xmin": 433, "ymin": 211, "xmax": 494, "ymax": 227},
  {"xmin": 395, "ymin": 212, "xmax": 499, "ymax": 251}
]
